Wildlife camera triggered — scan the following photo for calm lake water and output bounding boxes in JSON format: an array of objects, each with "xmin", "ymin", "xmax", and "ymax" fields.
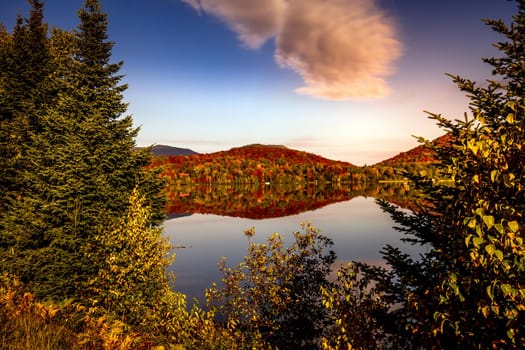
[{"xmin": 164, "ymin": 195, "xmax": 421, "ymax": 302}]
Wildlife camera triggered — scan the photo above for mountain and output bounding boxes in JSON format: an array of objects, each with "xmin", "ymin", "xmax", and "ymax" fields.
[
  {"xmin": 152, "ymin": 143, "xmax": 363, "ymax": 186},
  {"xmin": 147, "ymin": 139, "xmax": 456, "ymax": 186},
  {"xmin": 160, "ymin": 143, "xmax": 357, "ymax": 168},
  {"xmin": 211, "ymin": 144, "xmax": 356, "ymax": 167},
  {"xmin": 375, "ymin": 134, "xmax": 451, "ymax": 166},
  {"xmin": 144, "ymin": 138, "xmax": 449, "ymax": 167},
  {"xmin": 136, "ymin": 144, "xmax": 199, "ymax": 157}
]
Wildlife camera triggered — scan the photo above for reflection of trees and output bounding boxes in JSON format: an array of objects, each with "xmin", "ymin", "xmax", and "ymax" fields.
[{"xmin": 166, "ymin": 182, "xmax": 423, "ymax": 219}]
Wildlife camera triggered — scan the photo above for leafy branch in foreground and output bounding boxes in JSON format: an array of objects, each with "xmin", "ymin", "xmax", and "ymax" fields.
[
  {"xmin": 207, "ymin": 223, "xmax": 336, "ymax": 349},
  {"xmin": 335, "ymin": 1, "xmax": 525, "ymax": 348}
]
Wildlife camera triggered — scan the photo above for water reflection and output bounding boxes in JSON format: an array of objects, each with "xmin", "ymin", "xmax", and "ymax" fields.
[
  {"xmin": 165, "ymin": 184, "xmax": 422, "ymax": 302},
  {"xmin": 166, "ymin": 182, "xmax": 419, "ymax": 219}
]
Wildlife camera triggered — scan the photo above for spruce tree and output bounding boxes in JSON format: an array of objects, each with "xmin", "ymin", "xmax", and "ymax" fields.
[
  {"xmin": 0, "ymin": 0, "xmax": 51, "ymax": 214},
  {"xmin": 0, "ymin": 1, "xmax": 62, "ymax": 297},
  {"xmin": 0, "ymin": 0, "xmax": 164, "ymax": 301},
  {"xmin": 69, "ymin": 0, "xmax": 163, "ymax": 230},
  {"xmin": 0, "ymin": 23, "xmax": 15, "ymax": 214}
]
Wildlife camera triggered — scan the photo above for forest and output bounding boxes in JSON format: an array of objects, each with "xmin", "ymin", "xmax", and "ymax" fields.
[
  {"xmin": 149, "ymin": 142, "xmax": 445, "ymax": 192},
  {"xmin": 1, "ymin": 0, "xmax": 524, "ymax": 349}
]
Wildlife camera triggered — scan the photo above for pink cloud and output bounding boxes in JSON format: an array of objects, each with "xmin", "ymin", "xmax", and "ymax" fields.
[
  {"xmin": 181, "ymin": 0, "xmax": 287, "ymax": 49},
  {"xmin": 182, "ymin": 0, "xmax": 402, "ymax": 100}
]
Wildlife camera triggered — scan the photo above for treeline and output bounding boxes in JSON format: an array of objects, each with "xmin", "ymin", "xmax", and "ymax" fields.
[
  {"xmin": 151, "ymin": 144, "xmax": 371, "ymax": 185},
  {"xmin": 372, "ymin": 134, "xmax": 454, "ymax": 181},
  {"xmin": 150, "ymin": 143, "xmax": 448, "ymax": 188},
  {"xmin": 1, "ymin": 0, "xmax": 524, "ymax": 349}
]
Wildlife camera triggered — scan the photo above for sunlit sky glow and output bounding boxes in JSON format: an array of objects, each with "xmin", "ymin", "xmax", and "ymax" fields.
[{"xmin": 0, "ymin": 0, "xmax": 517, "ymax": 165}]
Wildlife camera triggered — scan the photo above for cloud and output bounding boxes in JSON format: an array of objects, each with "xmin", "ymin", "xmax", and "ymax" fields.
[
  {"xmin": 182, "ymin": 0, "xmax": 402, "ymax": 100},
  {"xmin": 181, "ymin": 0, "xmax": 287, "ymax": 49}
]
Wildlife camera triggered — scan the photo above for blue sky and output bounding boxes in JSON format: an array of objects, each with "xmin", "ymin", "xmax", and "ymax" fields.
[{"xmin": 0, "ymin": 0, "xmax": 517, "ymax": 164}]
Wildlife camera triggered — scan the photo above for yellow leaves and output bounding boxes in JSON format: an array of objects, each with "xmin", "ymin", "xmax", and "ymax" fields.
[
  {"xmin": 0, "ymin": 289, "xmax": 16, "ymax": 309},
  {"xmin": 471, "ymin": 236, "xmax": 484, "ymax": 249},
  {"xmin": 505, "ymin": 112, "xmax": 516, "ymax": 124},
  {"xmin": 483, "ymin": 244, "xmax": 503, "ymax": 261},
  {"xmin": 506, "ymin": 220, "xmax": 519, "ymax": 233},
  {"xmin": 504, "ymin": 308, "xmax": 519, "ymax": 320},
  {"xmin": 243, "ymin": 226, "xmax": 255, "ymax": 238},
  {"xmin": 36, "ymin": 302, "xmax": 60, "ymax": 322},
  {"xmin": 0, "ymin": 274, "xmax": 224, "ymax": 349},
  {"xmin": 207, "ymin": 223, "xmax": 336, "ymax": 347},
  {"xmin": 482, "ymin": 215, "xmax": 495, "ymax": 229},
  {"xmin": 78, "ymin": 313, "xmax": 144, "ymax": 350},
  {"xmin": 481, "ymin": 305, "xmax": 490, "ymax": 318},
  {"xmin": 466, "ymin": 139, "xmax": 483, "ymax": 156},
  {"xmin": 494, "ymin": 249, "xmax": 504, "ymax": 262},
  {"xmin": 86, "ymin": 187, "xmax": 179, "ymax": 330},
  {"xmin": 490, "ymin": 169, "xmax": 499, "ymax": 182},
  {"xmin": 227, "ymin": 318, "xmax": 238, "ymax": 330}
]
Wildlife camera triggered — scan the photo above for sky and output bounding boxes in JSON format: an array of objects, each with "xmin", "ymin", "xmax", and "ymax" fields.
[{"xmin": 0, "ymin": 0, "xmax": 518, "ymax": 165}]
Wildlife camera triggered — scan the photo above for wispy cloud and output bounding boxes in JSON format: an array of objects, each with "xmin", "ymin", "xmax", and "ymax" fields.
[
  {"xmin": 181, "ymin": 0, "xmax": 287, "ymax": 49},
  {"xmin": 182, "ymin": 0, "xmax": 402, "ymax": 100}
]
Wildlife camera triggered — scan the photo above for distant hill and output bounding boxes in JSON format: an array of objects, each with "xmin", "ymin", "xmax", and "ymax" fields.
[
  {"xmin": 212, "ymin": 144, "xmax": 356, "ymax": 167},
  {"xmin": 151, "ymin": 143, "xmax": 362, "ymax": 185},
  {"xmin": 147, "ymin": 140, "xmax": 457, "ymax": 185},
  {"xmin": 375, "ymin": 134, "xmax": 452, "ymax": 166},
  {"xmin": 164, "ymin": 143, "xmax": 358, "ymax": 170},
  {"xmin": 136, "ymin": 144, "xmax": 199, "ymax": 157},
  {"xmin": 143, "ymin": 138, "xmax": 453, "ymax": 173}
]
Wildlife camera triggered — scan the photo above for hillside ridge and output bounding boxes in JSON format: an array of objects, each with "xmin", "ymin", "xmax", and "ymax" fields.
[
  {"xmin": 149, "ymin": 137, "xmax": 449, "ymax": 166},
  {"xmin": 375, "ymin": 134, "xmax": 450, "ymax": 166}
]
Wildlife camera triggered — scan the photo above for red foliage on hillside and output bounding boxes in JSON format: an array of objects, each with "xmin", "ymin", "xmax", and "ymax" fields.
[
  {"xmin": 150, "ymin": 144, "xmax": 362, "ymax": 185},
  {"xmin": 376, "ymin": 134, "xmax": 453, "ymax": 166},
  {"xmin": 162, "ymin": 144, "xmax": 354, "ymax": 167}
]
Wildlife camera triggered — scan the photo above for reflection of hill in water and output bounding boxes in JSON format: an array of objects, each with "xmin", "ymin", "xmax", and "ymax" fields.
[
  {"xmin": 166, "ymin": 212, "xmax": 194, "ymax": 220},
  {"xmin": 166, "ymin": 182, "xmax": 422, "ymax": 219}
]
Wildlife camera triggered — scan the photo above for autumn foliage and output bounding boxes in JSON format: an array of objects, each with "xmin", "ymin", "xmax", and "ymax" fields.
[{"xmin": 150, "ymin": 144, "xmax": 364, "ymax": 186}]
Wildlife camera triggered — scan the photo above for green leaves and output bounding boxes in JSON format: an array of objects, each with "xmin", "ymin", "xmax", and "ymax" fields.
[
  {"xmin": 354, "ymin": 2, "xmax": 525, "ymax": 348},
  {"xmin": 207, "ymin": 223, "xmax": 336, "ymax": 349},
  {"xmin": 0, "ymin": 0, "xmax": 164, "ymax": 301},
  {"xmin": 87, "ymin": 188, "xmax": 173, "ymax": 327}
]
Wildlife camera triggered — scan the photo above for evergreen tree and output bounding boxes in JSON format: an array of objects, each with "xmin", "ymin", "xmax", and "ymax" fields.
[
  {"xmin": 0, "ymin": 1, "xmax": 63, "ymax": 297},
  {"xmin": 0, "ymin": 0, "xmax": 164, "ymax": 301},
  {"xmin": 0, "ymin": 23, "xmax": 15, "ymax": 215},
  {"xmin": 344, "ymin": 1, "xmax": 525, "ymax": 348},
  {"xmin": 68, "ymin": 0, "xmax": 165, "ymax": 250},
  {"xmin": 0, "ymin": 0, "xmax": 51, "ymax": 214}
]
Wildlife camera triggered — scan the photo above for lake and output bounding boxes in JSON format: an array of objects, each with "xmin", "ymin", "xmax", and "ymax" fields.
[{"xmin": 164, "ymin": 186, "xmax": 423, "ymax": 303}]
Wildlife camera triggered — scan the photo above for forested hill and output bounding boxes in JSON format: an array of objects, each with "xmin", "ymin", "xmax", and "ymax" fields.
[
  {"xmin": 150, "ymin": 144, "xmax": 363, "ymax": 185},
  {"xmin": 375, "ymin": 134, "xmax": 452, "ymax": 166},
  {"xmin": 150, "ymin": 138, "xmax": 455, "ymax": 184},
  {"xmin": 151, "ymin": 135, "xmax": 452, "ymax": 170},
  {"xmin": 210, "ymin": 144, "xmax": 355, "ymax": 167}
]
